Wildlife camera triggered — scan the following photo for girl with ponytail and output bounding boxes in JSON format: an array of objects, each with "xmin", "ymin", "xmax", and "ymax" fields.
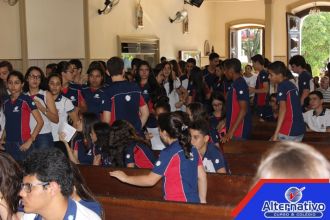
[{"xmin": 110, "ymin": 112, "xmax": 207, "ymax": 203}]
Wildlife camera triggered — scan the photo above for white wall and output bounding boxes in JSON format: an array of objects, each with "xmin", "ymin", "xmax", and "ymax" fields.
[
  {"xmin": 88, "ymin": 0, "xmax": 216, "ymax": 60},
  {"xmin": 0, "ymin": 1, "xmax": 21, "ymax": 59},
  {"xmin": 212, "ymin": 0, "xmax": 265, "ymax": 58},
  {"xmin": 25, "ymin": 0, "xmax": 85, "ymax": 59}
]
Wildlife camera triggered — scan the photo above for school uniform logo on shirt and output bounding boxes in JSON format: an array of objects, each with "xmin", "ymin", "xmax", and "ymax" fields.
[
  {"xmin": 239, "ymin": 90, "xmax": 244, "ymax": 94},
  {"xmin": 87, "ymin": 149, "xmax": 92, "ymax": 156},
  {"xmin": 279, "ymin": 92, "xmax": 283, "ymax": 96},
  {"xmin": 32, "ymin": 102, "xmax": 36, "ymax": 106},
  {"xmin": 94, "ymin": 94, "xmax": 100, "ymax": 99},
  {"xmin": 70, "ymin": 96, "xmax": 76, "ymax": 101},
  {"xmin": 13, "ymin": 106, "xmax": 19, "ymax": 112},
  {"xmin": 143, "ymin": 90, "xmax": 148, "ymax": 94},
  {"xmin": 126, "ymin": 154, "xmax": 131, "ymax": 159},
  {"xmin": 125, "ymin": 95, "xmax": 131, "ymax": 102},
  {"xmin": 155, "ymin": 161, "xmax": 161, "ymax": 166}
]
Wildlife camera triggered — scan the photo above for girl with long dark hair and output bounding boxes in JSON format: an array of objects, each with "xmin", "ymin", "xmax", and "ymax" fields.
[{"xmin": 110, "ymin": 112, "xmax": 207, "ymax": 203}]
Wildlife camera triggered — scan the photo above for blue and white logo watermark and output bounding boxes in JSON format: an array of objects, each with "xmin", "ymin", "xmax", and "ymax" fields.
[{"xmin": 262, "ymin": 186, "xmax": 326, "ymax": 218}]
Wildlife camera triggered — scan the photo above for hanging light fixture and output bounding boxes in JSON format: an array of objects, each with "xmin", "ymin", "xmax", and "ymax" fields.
[{"xmin": 309, "ymin": 2, "xmax": 321, "ymax": 15}]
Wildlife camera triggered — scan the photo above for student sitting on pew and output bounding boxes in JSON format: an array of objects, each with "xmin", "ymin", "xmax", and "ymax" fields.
[
  {"xmin": 189, "ymin": 120, "xmax": 226, "ymax": 173},
  {"xmin": 303, "ymin": 91, "xmax": 330, "ymax": 132},
  {"xmin": 209, "ymin": 92, "xmax": 226, "ymax": 139},
  {"xmin": 268, "ymin": 61, "xmax": 305, "ymax": 141},
  {"xmin": 0, "ymin": 152, "xmax": 23, "ymax": 220},
  {"xmin": 259, "ymin": 93, "xmax": 279, "ymax": 122},
  {"xmin": 111, "ymin": 120, "xmax": 156, "ymax": 169},
  {"xmin": 254, "ymin": 142, "xmax": 330, "ymax": 179},
  {"xmin": 20, "ymin": 148, "xmax": 101, "ymax": 220},
  {"xmin": 60, "ymin": 113, "xmax": 100, "ymax": 165},
  {"xmin": 187, "ymin": 102, "xmax": 220, "ymax": 147},
  {"xmin": 110, "ymin": 112, "xmax": 207, "ymax": 204},
  {"xmin": 145, "ymin": 96, "xmax": 171, "ymax": 151},
  {"xmin": 91, "ymin": 122, "xmax": 113, "ymax": 167}
]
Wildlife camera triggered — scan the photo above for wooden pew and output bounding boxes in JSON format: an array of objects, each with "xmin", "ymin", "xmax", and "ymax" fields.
[
  {"xmin": 223, "ymin": 141, "xmax": 330, "ymax": 159},
  {"xmin": 222, "ymin": 141, "xmax": 330, "ymax": 175},
  {"xmin": 98, "ymin": 196, "xmax": 234, "ymax": 220},
  {"xmin": 79, "ymin": 166, "xmax": 253, "ymax": 206},
  {"xmin": 250, "ymin": 123, "xmax": 330, "ymax": 142}
]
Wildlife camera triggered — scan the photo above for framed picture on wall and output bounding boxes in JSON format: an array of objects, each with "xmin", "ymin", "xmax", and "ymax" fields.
[{"xmin": 179, "ymin": 50, "xmax": 201, "ymax": 67}]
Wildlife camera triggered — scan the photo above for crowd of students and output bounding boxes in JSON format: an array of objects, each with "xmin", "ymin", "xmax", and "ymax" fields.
[{"xmin": 0, "ymin": 52, "xmax": 330, "ymax": 219}]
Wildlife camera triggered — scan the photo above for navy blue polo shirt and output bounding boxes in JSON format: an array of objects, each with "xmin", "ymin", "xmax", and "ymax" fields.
[
  {"xmin": 124, "ymin": 141, "xmax": 156, "ymax": 168},
  {"xmin": 298, "ymin": 71, "xmax": 313, "ymax": 98},
  {"xmin": 152, "ymin": 141, "xmax": 201, "ymax": 203},
  {"xmin": 226, "ymin": 77, "xmax": 252, "ymax": 139},
  {"xmin": 103, "ymin": 81, "xmax": 146, "ymax": 131},
  {"xmin": 62, "ymin": 83, "xmax": 84, "ymax": 107},
  {"xmin": 254, "ymin": 69, "xmax": 269, "ymax": 107},
  {"xmin": 81, "ymin": 86, "xmax": 106, "ymax": 116},
  {"xmin": 202, "ymin": 142, "xmax": 226, "ymax": 173},
  {"xmin": 277, "ymin": 80, "xmax": 305, "ymax": 136},
  {"xmin": 3, "ymin": 94, "xmax": 37, "ymax": 142}
]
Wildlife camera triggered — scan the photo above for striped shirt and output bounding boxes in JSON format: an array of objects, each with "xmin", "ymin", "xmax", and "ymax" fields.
[{"xmin": 316, "ymin": 87, "xmax": 330, "ymax": 103}]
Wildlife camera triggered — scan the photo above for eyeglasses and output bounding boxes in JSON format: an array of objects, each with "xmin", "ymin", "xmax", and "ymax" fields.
[
  {"xmin": 21, "ymin": 182, "xmax": 49, "ymax": 193},
  {"xmin": 29, "ymin": 75, "xmax": 41, "ymax": 80}
]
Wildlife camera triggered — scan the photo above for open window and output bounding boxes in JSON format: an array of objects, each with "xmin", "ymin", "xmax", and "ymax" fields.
[{"xmin": 229, "ymin": 24, "xmax": 265, "ymax": 63}]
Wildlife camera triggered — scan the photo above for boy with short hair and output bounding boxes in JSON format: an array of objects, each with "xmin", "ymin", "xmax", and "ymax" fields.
[
  {"xmin": 268, "ymin": 61, "xmax": 305, "ymax": 141},
  {"xmin": 203, "ymin": 53, "xmax": 220, "ymax": 88},
  {"xmin": 190, "ymin": 120, "xmax": 226, "ymax": 173},
  {"xmin": 102, "ymin": 57, "xmax": 149, "ymax": 132},
  {"xmin": 289, "ymin": 55, "xmax": 314, "ymax": 105},
  {"xmin": 20, "ymin": 148, "xmax": 100, "ymax": 220},
  {"xmin": 303, "ymin": 91, "xmax": 330, "ymax": 132},
  {"xmin": 221, "ymin": 58, "xmax": 251, "ymax": 143}
]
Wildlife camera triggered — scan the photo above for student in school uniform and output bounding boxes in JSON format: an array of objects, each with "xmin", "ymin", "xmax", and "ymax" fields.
[
  {"xmin": 303, "ymin": 91, "xmax": 330, "ymax": 132},
  {"xmin": 48, "ymin": 73, "xmax": 79, "ymax": 156},
  {"xmin": 102, "ymin": 57, "xmax": 149, "ymax": 133},
  {"xmin": 60, "ymin": 113, "xmax": 100, "ymax": 165},
  {"xmin": 110, "ymin": 112, "xmax": 207, "ymax": 203},
  {"xmin": 20, "ymin": 148, "xmax": 101, "ymax": 220},
  {"xmin": 221, "ymin": 58, "xmax": 252, "ymax": 143},
  {"xmin": 81, "ymin": 65, "xmax": 106, "ymax": 117},
  {"xmin": 24, "ymin": 66, "xmax": 59, "ymax": 149},
  {"xmin": 3, "ymin": 71, "xmax": 44, "ymax": 161},
  {"xmin": 180, "ymin": 58, "xmax": 196, "ymax": 89},
  {"xmin": 186, "ymin": 102, "xmax": 220, "ymax": 147},
  {"xmin": 190, "ymin": 120, "xmax": 226, "ymax": 174},
  {"xmin": 187, "ymin": 67, "xmax": 211, "ymax": 105},
  {"xmin": 250, "ymin": 54, "xmax": 270, "ymax": 114},
  {"xmin": 268, "ymin": 61, "xmax": 305, "ymax": 141},
  {"xmin": 203, "ymin": 53, "xmax": 220, "ymax": 88},
  {"xmin": 259, "ymin": 93, "xmax": 279, "ymax": 122},
  {"xmin": 289, "ymin": 55, "xmax": 314, "ymax": 106},
  {"xmin": 109, "ymin": 120, "xmax": 156, "ymax": 169},
  {"xmin": 56, "ymin": 61, "xmax": 87, "ymax": 113},
  {"xmin": 209, "ymin": 92, "xmax": 227, "ymax": 139},
  {"xmin": 0, "ymin": 79, "xmax": 8, "ymax": 142}
]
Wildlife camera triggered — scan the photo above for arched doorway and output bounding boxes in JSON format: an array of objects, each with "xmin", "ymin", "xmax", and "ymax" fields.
[{"xmin": 287, "ymin": 1, "xmax": 330, "ymax": 76}]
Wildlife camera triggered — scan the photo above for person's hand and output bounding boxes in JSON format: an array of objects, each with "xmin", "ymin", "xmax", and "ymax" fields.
[
  {"xmin": 249, "ymin": 87, "xmax": 255, "ymax": 93},
  {"xmin": 220, "ymin": 132, "xmax": 233, "ymax": 143},
  {"xmin": 145, "ymin": 132, "xmax": 154, "ymax": 140},
  {"xmin": 109, "ymin": 171, "xmax": 128, "ymax": 183},
  {"xmin": 59, "ymin": 132, "xmax": 67, "ymax": 143},
  {"xmin": 270, "ymin": 133, "xmax": 278, "ymax": 141},
  {"xmin": 20, "ymin": 139, "xmax": 33, "ymax": 151}
]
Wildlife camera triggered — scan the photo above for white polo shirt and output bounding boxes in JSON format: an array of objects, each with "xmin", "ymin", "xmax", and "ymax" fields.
[{"xmin": 303, "ymin": 108, "xmax": 330, "ymax": 132}]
